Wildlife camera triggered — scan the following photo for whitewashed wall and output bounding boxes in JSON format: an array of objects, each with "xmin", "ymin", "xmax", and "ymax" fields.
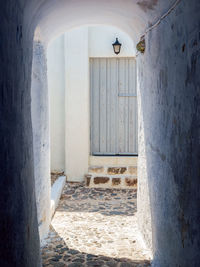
[
  {"xmin": 32, "ymin": 40, "xmax": 51, "ymax": 243},
  {"xmin": 89, "ymin": 25, "xmax": 136, "ymax": 57},
  {"xmin": 64, "ymin": 27, "xmax": 90, "ymax": 181},
  {"xmin": 47, "ymin": 25, "xmax": 135, "ymax": 181},
  {"xmin": 48, "ymin": 35, "xmax": 66, "ymax": 172}
]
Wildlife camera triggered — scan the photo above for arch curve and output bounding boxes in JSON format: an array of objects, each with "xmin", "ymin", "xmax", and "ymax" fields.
[{"xmin": 29, "ymin": 0, "xmax": 149, "ymax": 45}]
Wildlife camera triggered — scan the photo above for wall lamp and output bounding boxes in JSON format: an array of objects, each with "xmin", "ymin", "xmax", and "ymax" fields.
[{"xmin": 112, "ymin": 38, "xmax": 122, "ymax": 55}]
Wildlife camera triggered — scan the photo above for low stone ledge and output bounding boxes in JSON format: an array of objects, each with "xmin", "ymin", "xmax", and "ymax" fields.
[
  {"xmin": 51, "ymin": 171, "xmax": 65, "ymax": 186},
  {"xmin": 107, "ymin": 167, "xmax": 127, "ymax": 174},
  {"xmin": 85, "ymin": 174, "xmax": 137, "ymax": 189},
  {"xmin": 94, "ymin": 177, "xmax": 110, "ymax": 184},
  {"xmin": 125, "ymin": 177, "xmax": 137, "ymax": 187},
  {"xmin": 89, "ymin": 166, "xmax": 104, "ymax": 173},
  {"xmin": 112, "ymin": 178, "xmax": 121, "ymax": 186},
  {"xmin": 85, "ymin": 174, "xmax": 92, "ymax": 186},
  {"xmin": 128, "ymin": 166, "xmax": 137, "ymax": 175},
  {"xmin": 51, "ymin": 176, "xmax": 66, "ymax": 218}
]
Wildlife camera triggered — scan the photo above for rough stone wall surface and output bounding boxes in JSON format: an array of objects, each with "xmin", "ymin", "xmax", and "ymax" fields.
[
  {"xmin": 0, "ymin": 1, "xmax": 41, "ymax": 266},
  {"xmin": 47, "ymin": 35, "xmax": 66, "ymax": 173},
  {"xmin": 137, "ymin": 88, "xmax": 152, "ymax": 250},
  {"xmin": 31, "ymin": 40, "xmax": 51, "ymax": 243},
  {"xmin": 137, "ymin": 0, "xmax": 200, "ymax": 266}
]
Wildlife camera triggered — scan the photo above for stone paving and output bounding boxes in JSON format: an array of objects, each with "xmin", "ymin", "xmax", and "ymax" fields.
[{"xmin": 42, "ymin": 182, "xmax": 152, "ymax": 267}]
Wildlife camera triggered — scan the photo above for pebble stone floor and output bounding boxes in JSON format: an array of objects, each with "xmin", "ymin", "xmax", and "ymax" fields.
[{"xmin": 42, "ymin": 181, "xmax": 152, "ymax": 267}]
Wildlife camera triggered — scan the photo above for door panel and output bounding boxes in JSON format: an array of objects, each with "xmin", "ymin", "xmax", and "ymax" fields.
[
  {"xmin": 99, "ymin": 58, "xmax": 107, "ymax": 153},
  {"xmin": 90, "ymin": 58, "xmax": 137, "ymax": 155},
  {"xmin": 90, "ymin": 59, "xmax": 100, "ymax": 153}
]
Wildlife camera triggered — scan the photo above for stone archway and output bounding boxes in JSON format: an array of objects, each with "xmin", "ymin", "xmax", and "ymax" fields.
[
  {"xmin": 32, "ymin": 20, "xmax": 151, "ymax": 249},
  {"xmin": 31, "ymin": 7, "xmax": 152, "ymax": 252},
  {"xmin": 0, "ymin": 1, "xmax": 200, "ymax": 266}
]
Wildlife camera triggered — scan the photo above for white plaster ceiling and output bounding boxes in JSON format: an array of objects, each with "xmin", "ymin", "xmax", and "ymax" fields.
[{"xmin": 26, "ymin": 0, "xmax": 176, "ymax": 45}]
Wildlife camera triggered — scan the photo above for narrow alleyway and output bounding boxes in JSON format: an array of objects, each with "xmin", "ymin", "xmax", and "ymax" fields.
[{"xmin": 42, "ymin": 181, "xmax": 151, "ymax": 267}]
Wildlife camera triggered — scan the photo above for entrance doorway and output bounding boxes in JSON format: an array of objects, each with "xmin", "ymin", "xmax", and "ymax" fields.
[{"xmin": 90, "ymin": 57, "xmax": 138, "ymax": 156}]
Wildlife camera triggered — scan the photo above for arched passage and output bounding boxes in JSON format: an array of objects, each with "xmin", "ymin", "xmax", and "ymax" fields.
[
  {"xmin": 31, "ymin": 17, "xmax": 151, "ymax": 246},
  {"xmin": 30, "ymin": 1, "xmax": 149, "ymax": 247},
  {"xmin": 0, "ymin": 1, "xmax": 200, "ymax": 267}
]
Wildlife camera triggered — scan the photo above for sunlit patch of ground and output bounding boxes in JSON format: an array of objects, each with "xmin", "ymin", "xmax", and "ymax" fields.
[{"xmin": 42, "ymin": 182, "xmax": 152, "ymax": 267}]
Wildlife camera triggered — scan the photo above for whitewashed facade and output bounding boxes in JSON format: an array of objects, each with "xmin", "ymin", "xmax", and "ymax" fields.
[{"xmin": 47, "ymin": 25, "xmax": 137, "ymax": 181}]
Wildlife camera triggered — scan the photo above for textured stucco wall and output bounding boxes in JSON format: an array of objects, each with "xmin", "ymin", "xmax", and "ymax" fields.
[
  {"xmin": 31, "ymin": 40, "xmax": 51, "ymax": 243},
  {"xmin": 48, "ymin": 35, "xmax": 66, "ymax": 173},
  {"xmin": 0, "ymin": 2, "xmax": 41, "ymax": 266},
  {"xmin": 137, "ymin": 84, "xmax": 152, "ymax": 250},
  {"xmin": 137, "ymin": 0, "xmax": 200, "ymax": 266},
  {"xmin": 64, "ymin": 27, "xmax": 90, "ymax": 181}
]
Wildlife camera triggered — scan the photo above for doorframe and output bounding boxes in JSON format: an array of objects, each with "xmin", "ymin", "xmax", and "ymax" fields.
[{"xmin": 89, "ymin": 56, "xmax": 138, "ymax": 156}]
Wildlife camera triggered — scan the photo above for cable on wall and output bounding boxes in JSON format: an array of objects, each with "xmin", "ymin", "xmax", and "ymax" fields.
[{"xmin": 136, "ymin": 0, "xmax": 182, "ymax": 54}]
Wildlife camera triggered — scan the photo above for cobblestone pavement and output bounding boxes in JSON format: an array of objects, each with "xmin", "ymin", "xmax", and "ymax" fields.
[{"xmin": 42, "ymin": 182, "xmax": 152, "ymax": 267}]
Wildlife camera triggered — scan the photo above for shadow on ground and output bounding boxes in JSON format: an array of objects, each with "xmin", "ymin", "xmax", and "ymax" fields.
[
  {"xmin": 42, "ymin": 182, "xmax": 151, "ymax": 266},
  {"xmin": 42, "ymin": 226, "xmax": 151, "ymax": 267}
]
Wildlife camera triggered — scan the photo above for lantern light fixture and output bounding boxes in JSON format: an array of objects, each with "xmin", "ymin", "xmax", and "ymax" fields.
[{"xmin": 112, "ymin": 38, "xmax": 122, "ymax": 55}]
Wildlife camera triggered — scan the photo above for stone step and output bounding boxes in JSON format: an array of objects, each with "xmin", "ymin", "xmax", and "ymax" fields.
[
  {"xmin": 89, "ymin": 156, "xmax": 137, "ymax": 167},
  {"xmin": 88, "ymin": 165, "xmax": 137, "ymax": 176},
  {"xmin": 85, "ymin": 174, "xmax": 137, "ymax": 189}
]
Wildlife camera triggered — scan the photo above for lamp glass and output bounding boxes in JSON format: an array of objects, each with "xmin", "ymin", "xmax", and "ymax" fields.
[{"xmin": 112, "ymin": 38, "xmax": 122, "ymax": 55}]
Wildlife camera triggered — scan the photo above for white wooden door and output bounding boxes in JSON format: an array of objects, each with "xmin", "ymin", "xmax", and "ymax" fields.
[{"xmin": 90, "ymin": 58, "xmax": 138, "ymax": 155}]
